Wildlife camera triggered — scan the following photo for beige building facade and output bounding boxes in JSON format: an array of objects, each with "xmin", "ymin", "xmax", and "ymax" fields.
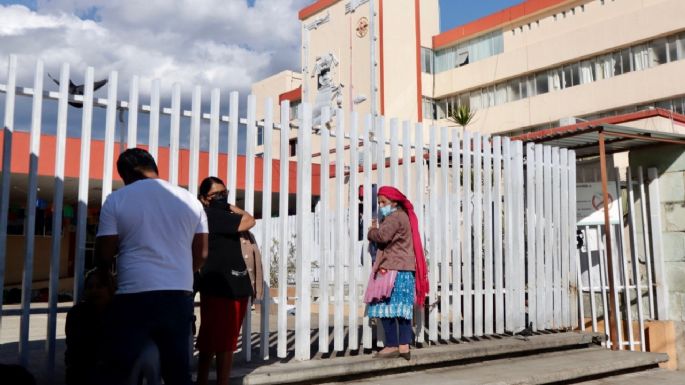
[{"xmin": 253, "ymin": 0, "xmax": 685, "ymax": 152}]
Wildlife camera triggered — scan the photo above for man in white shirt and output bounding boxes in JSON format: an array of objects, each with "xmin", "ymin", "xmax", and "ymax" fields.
[{"xmin": 95, "ymin": 148, "xmax": 208, "ymax": 385}]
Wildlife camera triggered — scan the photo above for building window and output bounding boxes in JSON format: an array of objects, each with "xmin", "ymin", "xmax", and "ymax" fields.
[
  {"xmin": 667, "ymin": 37, "xmax": 678, "ymax": 62},
  {"xmin": 421, "ymin": 47, "xmax": 434, "ymax": 74},
  {"xmin": 651, "ymin": 38, "xmax": 668, "ymax": 65},
  {"xmin": 434, "ymin": 30, "xmax": 503, "ymax": 73},
  {"xmin": 422, "ymin": 97, "xmax": 437, "ymax": 120},
  {"xmin": 289, "ymin": 101, "xmax": 301, "ymax": 120},
  {"xmin": 535, "ymin": 72, "xmax": 549, "ymax": 95},
  {"xmin": 257, "ymin": 126, "xmax": 264, "ymax": 146},
  {"xmin": 507, "ymin": 79, "xmax": 521, "ymax": 102},
  {"xmin": 632, "ymin": 44, "xmax": 650, "ymax": 71},
  {"xmin": 432, "ymin": 31, "xmax": 685, "ymax": 115},
  {"xmin": 617, "ymin": 49, "xmax": 631, "ymax": 74},
  {"xmin": 677, "ymin": 33, "xmax": 685, "ymax": 60},
  {"xmin": 289, "ymin": 138, "xmax": 297, "ymax": 157}
]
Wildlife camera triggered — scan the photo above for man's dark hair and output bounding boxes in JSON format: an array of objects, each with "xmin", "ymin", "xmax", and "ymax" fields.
[{"xmin": 116, "ymin": 148, "xmax": 158, "ymax": 184}]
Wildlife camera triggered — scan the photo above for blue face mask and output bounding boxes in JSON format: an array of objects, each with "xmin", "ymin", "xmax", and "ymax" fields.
[{"xmin": 379, "ymin": 205, "xmax": 396, "ymax": 218}]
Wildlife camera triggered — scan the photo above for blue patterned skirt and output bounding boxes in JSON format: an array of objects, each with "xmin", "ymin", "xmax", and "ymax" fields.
[{"xmin": 367, "ymin": 271, "xmax": 415, "ymax": 320}]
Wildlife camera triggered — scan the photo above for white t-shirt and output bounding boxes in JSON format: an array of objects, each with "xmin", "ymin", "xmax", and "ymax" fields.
[{"xmin": 97, "ymin": 178, "xmax": 208, "ymax": 294}]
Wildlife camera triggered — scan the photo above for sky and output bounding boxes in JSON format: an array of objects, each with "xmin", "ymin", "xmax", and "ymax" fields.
[
  {"xmin": 0, "ymin": 0, "xmax": 522, "ymax": 150},
  {"xmin": 440, "ymin": 0, "xmax": 523, "ymax": 32}
]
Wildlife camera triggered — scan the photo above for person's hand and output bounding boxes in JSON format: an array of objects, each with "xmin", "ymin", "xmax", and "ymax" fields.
[
  {"xmin": 371, "ymin": 218, "xmax": 378, "ymax": 228},
  {"xmin": 379, "ymin": 268, "xmax": 387, "ymax": 275}
]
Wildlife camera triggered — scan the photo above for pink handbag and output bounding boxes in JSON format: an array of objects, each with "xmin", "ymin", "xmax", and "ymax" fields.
[{"xmin": 363, "ymin": 269, "xmax": 398, "ymax": 304}]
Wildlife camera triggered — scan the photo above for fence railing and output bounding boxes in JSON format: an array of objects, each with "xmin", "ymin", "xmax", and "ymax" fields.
[
  {"xmin": 576, "ymin": 166, "xmax": 668, "ymax": 351},
  {"xmin": 0, "ymin": 55, "xmax": 578, "ymax": 366}
]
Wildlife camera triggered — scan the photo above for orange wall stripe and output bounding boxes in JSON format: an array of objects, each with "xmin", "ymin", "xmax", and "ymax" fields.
[
  {"xmin": 279, "ymin": 86, "xmax": 302, "ymax": 103},
  {"xmin": 433, "ymin": 0, "xmax": 571, "ymax": 49},
  {"xmin": 299, "ymin": 0, "xmax": 340, "ymax": 21},
  {"xmin": 0, "ymin": 131, "xmax": 321, "ymax": 195}
]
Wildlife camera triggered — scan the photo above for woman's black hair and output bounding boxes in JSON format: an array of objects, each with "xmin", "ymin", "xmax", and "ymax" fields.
[{"xmin": 198, "ymin": 176, "xmax": 226, "ymax": 200}]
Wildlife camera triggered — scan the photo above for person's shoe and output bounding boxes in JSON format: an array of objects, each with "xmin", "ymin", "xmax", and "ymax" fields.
[
  {"xmin": 373, "ymin": 349, "xmax": 400, "ymax": 359},
  {"xmin": 399, "ymin": 351, "xmax": 411, "ymax": 361}
]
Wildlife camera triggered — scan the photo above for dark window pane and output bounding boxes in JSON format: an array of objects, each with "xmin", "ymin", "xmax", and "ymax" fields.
[
  {"xmin": 668, "ymin": 38, "xmax": 678, "ymax": 63},
  {"xmin": 536, "ymin": 72, "xmax": 549, "ymax": 94},
  {"xmin": 619, "ymin": 49, "xmax": 632, "ymax": 73},
  {"xmin": 562, "ymin": 66, "xmax": 572, "ymax": 88}
]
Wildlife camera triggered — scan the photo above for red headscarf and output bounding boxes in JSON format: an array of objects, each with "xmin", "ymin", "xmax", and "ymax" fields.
[{"xmin": 377, "ymin": 186, "xmax": 429, "ymax": 307}]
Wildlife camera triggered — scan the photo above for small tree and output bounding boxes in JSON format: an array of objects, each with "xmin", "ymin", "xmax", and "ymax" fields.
[{"xmin": 448, "ymin": 104, "xmax": 476, "ymax": 131}]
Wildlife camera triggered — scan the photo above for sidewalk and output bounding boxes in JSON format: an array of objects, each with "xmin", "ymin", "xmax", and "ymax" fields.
[{"xmin": 0, "ymin": 301, "xmax": 302, "ymax": 384}]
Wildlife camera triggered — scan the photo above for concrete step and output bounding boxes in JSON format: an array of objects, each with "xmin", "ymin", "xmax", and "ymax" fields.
[
  {"xmin": 576, "ymin": 368, "xmax": 684, "ymax": 384},
  {"xmin": 242, "ymin": 332, "xmax": 608, "ymax": 385},
  {"xmin": 321, "ymin": 348, "xmax": 670, "ymax": 385}
]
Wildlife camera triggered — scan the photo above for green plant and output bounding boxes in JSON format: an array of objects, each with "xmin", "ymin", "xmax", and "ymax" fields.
[{"xmin": 448, "ymin": 104, "xmax": 476, "ymax": 130}]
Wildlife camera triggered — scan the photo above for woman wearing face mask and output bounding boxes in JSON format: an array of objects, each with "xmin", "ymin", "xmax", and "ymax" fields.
[
  {"xmin": 367, "ymin": 186, "xmax": 429, "ymax": 360},
  {"xmin": 196, "ymin": 177, "xmax": 256, "ymax": 385}
]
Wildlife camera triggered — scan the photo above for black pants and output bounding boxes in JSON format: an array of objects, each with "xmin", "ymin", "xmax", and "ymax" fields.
[{"xmin": 98, "ymin": 290, "xmax": 194, "ymax": 385}]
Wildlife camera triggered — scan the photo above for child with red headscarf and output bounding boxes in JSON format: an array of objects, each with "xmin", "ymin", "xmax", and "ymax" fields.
[{"xmin": 367, "ymin": 186, "xmax": 428, "ymax": 360}]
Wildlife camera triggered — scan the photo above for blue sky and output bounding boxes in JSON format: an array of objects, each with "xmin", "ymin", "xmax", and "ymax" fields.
[{"xmin": 439, "ymin": 0, "xmax": 523, "ymax": 32}]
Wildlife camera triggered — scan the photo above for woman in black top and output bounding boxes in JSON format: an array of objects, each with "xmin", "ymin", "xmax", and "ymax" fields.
[{"xmin": 196, "ymin": 177, "xmax": 256, "ymax": 385}]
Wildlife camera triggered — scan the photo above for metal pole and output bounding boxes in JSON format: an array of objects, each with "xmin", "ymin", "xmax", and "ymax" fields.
[
  {"xmin": 370, "ymin": 0, "xmax": 377, "ymax": 119},
  {"xmin": 598, "ymin": 132, "xmax": 619, "ymax": 350}
]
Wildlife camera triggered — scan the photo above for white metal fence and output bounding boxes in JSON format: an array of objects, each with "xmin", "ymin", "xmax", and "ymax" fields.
[
  {"xmin": 576, "ymin": 166, "xmax": 668, "ymax": 351},
  {"xmin": 0, "ymin": 55, "xmax": 579, "ymax": 366}
]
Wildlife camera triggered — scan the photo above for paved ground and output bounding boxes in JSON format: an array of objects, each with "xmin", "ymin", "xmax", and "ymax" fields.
[
  {"xmin": 321, "ymin": 349, "xmax": 683, "ymax": 385},
  {"xmin": 2, "ymin": 302, "xmax": 683, "ymax": 385}
]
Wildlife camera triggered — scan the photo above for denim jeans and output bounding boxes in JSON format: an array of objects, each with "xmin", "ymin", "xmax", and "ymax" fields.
[
  {"xmin": 381, "ymin": 317, "xmax": 413, "ymax": 347},
  {"xmin": 98, "ymin": 290, "xmax": 194, "ymax": 385}
]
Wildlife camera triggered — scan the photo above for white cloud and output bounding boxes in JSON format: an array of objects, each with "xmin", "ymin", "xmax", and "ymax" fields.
[{"xmin": 1, "ymin": 0, "xmax": 308, "ymax": 94}]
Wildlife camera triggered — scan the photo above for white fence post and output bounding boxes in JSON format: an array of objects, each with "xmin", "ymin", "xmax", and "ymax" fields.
[
  {"xmin": 295, "ymin": 103, "xmax": 313, "ymax": 360},
  {"xmin": 647, "ymin": 168, "xmax": 669, "ymax": 320},
  {"xmin": 19, "ymin": 59, "xmax": 43, "ymax": 364},
  {"xmin": 348, "ymin": 111, "xmax": 360, "ymax": 351},
  {"xmin": 168, "ymin": 83, "xmax": 181, "ymax": 186},
  {"xmin": 451, "ymin": 129, "xmax": 462, "ymax": 340},
  {"xmin": 473, "ymin": 133, "xmax": 483, "ymax": 336},
  {"xmin": 526, "ymin": 143, "xmax": 537, "ymax": 331},
  {"xmin": 413, "ymin": 123, "xmax": 426, "ymax": 344},
  {"xmin": 227, "ymin": 91, "xmax": 239, "ymax": 203},
  {"xmin": 361, "ymin": 115, "xmax": 374, "ymax": 350},
  {"xmin": 242, "ymin": 94, "xmax": 257, "ymax": 361},
  {"xmin": 0, "ymin": 55, "xmax": 17, "ymax": 324},
  {"xmin": 188, "ymin": 86, "xmax": 202, "ymax": 197},
  {"xmin": 428, "ymin": 126, "xmax": 439, "ymax": 342},
  {"xmin": 127, "ymin": 75, "xmax": 139, "ymax": 149},
  {"xmin": 462, "ymin": 131, "xmax": 473, "ymax": 337},
  {"xmin": 208, "ymin": 88, "xmax": 220, "ymax": 177},
  {"xmin": 318, "ymin": 107, "xmax": 331, "ymax": 353},
  {"xmin": 46, "ymin": 62, "xmax": 70, "ymax": 368},
  {"xmin": 493, "ymin": 137, "xmax": 504, "ymax": 334},
  {"xmin": 148, "ymin": 79, "xmax": 161, "ymax": 162},
  {"xmin": 277, "ymin": 101, "xmax": 291, "ymax": 358},
  {"xmin": 440, "ymin": 126, "xmax": 451, "ymax": 341},
  {"xmin": 74, "ymin": 66, "xmax": 95, "ymax": 303},
  {"xmin": 334, "ymin": 109, "xmax": 346, "ymax": 352},
  {"xmin": 260, "ymin": 97, "xmax": 274, "ymax": 360},
  {"xmin": 502, "ymin": 137, "xmax": 513, "ymax": 332}
]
